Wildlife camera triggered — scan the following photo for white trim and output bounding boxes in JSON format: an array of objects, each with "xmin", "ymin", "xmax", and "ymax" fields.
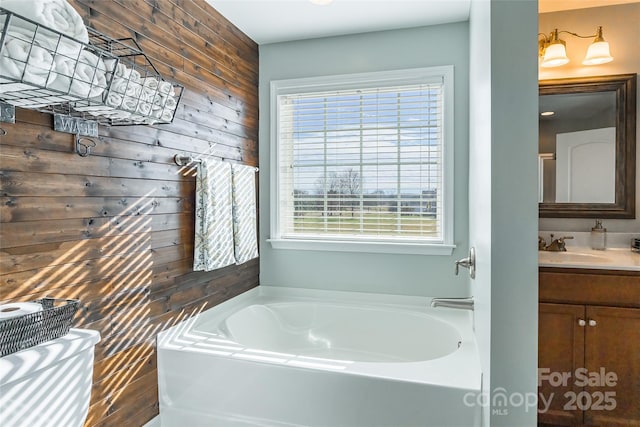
[
  {"xmin": 440, "ymin": 65, "xmax": 454, "ymax": 247},
  {"xmin": 269, "ymin": 66, "xmax": 455, "ymax": 253},
  {"xmin": 267, "ymin": 238, "xmax": 456, "ymax": 256}
]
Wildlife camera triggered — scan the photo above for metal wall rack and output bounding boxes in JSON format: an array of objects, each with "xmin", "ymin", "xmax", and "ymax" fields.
[{"xmin": 0, "ymin": 8, "xmax": 184, "ymax": 156}]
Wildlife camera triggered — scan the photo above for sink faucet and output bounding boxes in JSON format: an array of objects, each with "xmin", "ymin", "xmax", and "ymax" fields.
[
  {"xmin": 538, "ymin": 236, "xmax": 547, "ymax": 251},
  {"xmin": 431, "ymin": 297, "xmax": 474, "ymax": 311},
  {"xmin": 542, "ymin": 234, "xmax": 574, "ymax": 252}
]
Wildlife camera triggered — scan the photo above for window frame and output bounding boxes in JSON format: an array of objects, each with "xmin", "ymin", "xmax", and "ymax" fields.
[{"xmin": 269, "ymin": 66, "xmax": 455, "ymax": 255}]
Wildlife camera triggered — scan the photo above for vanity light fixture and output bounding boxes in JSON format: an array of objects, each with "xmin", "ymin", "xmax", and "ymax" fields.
[
  {"xmin": 540, "ymin": 111, "xmax": 555, "ymax": 117},
  {"xmin": 539, "ymin": 26, "xmax": 613, "ymax": 68}
]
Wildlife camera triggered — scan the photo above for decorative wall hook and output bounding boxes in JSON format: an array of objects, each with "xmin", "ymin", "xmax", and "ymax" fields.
[
  {"xmin": 0, "ymin": 102, "xmax": 15, "ymax": 124},
  {"xmin": 76, "ymin": 137, "xmax": 97, "ymax": 157},
  {"xmin": 174, "ymin": 153, "xmax": 199, "ymax": 166}
]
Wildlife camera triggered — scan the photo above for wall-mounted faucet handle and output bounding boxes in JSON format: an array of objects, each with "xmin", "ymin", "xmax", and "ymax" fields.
[
  {"xmin": 543, "ymin": 235, "xmax": 575, "ymax": 251},
  {"xmin": 455, "ymin": 247, "xmax": 476, "ymax": 279},
  {"xmin": 556, "ymin": 235, "xmax": 574, "ymax": 251}
]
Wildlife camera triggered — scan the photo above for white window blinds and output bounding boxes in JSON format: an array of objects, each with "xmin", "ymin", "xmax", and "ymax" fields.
[{"xmin": 272, "ymin": 67, "xmax": 453, "ymax": 248}]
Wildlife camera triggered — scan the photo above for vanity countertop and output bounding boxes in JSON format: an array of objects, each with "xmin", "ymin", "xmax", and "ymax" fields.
[{"xmin": 539, "ymin": 247, "xmax": 640, "ymax": 271}]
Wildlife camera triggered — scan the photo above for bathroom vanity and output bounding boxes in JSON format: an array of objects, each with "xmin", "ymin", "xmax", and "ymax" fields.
[{"xmin": 537, "ymin": 255, "xmax": 640, "ymax": 426}]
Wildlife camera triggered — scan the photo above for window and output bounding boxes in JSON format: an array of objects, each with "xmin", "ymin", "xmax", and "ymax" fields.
[{"xmin": 269, "ymin": 67, "xmax": 454, "ymax": 255}]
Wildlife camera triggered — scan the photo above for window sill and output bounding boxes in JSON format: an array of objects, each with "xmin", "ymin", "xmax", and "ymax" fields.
[{"xmin": 267, "ymin": 238, "xmax": 456, "ymax": 256}]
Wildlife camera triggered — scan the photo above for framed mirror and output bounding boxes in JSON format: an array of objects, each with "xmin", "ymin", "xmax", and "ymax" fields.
[{"xmin": 539, "ymin": 74, "xmax": 636, "ymax": 218}]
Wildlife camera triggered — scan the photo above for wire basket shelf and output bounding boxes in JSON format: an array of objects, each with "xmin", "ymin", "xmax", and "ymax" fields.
[{"xmin": 0, "ymin": 8, "xmax": 183, "ymax": 126}]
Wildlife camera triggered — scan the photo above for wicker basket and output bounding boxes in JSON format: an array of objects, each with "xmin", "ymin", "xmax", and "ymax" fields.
[{"xmin": 0, "ymin": 298, "xmax": 79, "ymax": 357}]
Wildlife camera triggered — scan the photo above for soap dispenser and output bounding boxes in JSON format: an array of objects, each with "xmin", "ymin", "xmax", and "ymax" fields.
[{"xmin": 590, "ymin": 219, "xmax": 607, "ymax": 250}]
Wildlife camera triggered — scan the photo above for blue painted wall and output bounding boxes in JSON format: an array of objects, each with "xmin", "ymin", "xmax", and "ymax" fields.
[
  {"xmin": 470, "ymin": 1, "xmax": 539, "ymax": 425},
  {"xmin": 258, "ymin": 22, "xmax": 470, "ymax": 296}
]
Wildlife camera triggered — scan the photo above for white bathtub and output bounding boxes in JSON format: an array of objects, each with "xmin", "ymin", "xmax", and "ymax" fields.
[{"xmin": 157, "ymin": 287, "xmax": 482, "ymax": 426}]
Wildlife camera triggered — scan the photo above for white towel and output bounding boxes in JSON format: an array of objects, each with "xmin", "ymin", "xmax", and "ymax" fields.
[
  {"xmin": 0, "ymin": 0, "xmax": 88, "ymax": 56},
  {"xmin": 48, "ymin": 50, "xmax": 107, "ymax": 98},
  {"xmin": 140, "ymin": 85, "xmax": 157, "ymax": 103},
  {"xmin": 149, "ymin": 101, "xmax": 176, "ymax": 122},
  {"xmin": 142, "ymin": 76, "xmax": 173, "ymax": 95},
  {"xmin": 105, "ymin": 92, "xmax": 123, "ymax": 108},
  {"xmin": 193, "ymin": 159, "xmax": 236, "ymax": 271},
  {"xmin": 159, "ymin": 108, "xmax": 174, "ymax": 122},
  {"xmin": 104, "ymin": 60, "xmax": 141, "ymax": 83},
  {"xmin": 158, "ymin": 81, "xmax": 173, "ymax": 95},
  {"xmin": 93, "ymin": 110, "xmax": 131, "ymax": 120},
  {"xmin": 0, "ymin": 35, "xmax": 57, "ymax": 90},
  {"xmin": 231, "ymin": 164, "xmax": 259, "ymax": 264},
  {"xmin": 120, "ymin": 96, "xmax": 140, "ymax": 112},
  {"xmin": 135, "ymin": 101, "xmax": 152, "ymax": 116},
  {"xmin": 110, "ymin": 78, "xmax": 142, "ymax": 98},
  {"xmin": 162, "ymin": 94, "xmax": 177, "ymax": 110}
]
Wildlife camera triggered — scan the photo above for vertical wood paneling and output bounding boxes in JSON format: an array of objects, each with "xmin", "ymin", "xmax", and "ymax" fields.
[{"xmin": 0, "ymin": 1, "xmax": 259, "ymax": 425}]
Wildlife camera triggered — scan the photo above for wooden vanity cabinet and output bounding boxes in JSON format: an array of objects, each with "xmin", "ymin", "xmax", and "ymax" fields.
[{"xmin": 538, "ymin": 268, "xmax": 640, "ymax": 427}]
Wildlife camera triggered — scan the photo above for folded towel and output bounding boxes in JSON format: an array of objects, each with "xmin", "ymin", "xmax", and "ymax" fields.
[
  {"xmin": 194, "ymin": 160, "xmax": 236, "ymax": 271},
  {"xmin": 162, "ymin": 94, "xmax": 178, "ymax": 110},
  {"xmin": 0, "ymin": 35, "xmax": 57, "ymax": 90},
  {"xmin": 0, "ymin": 0, "xmax": 88, "ymax": 42},
  {"xmin": 73, "ymin": 104, "xmax": 113, "ymax": 113},
  {"xmin": 150, "ymin": 104, "xmax": 163, "ymax": 119},
  {"xmin": 86, "ymin": 109, "xmax": 131, "ymax": 120},
  {"xmin": 48, "ymin": 50, "xmax": 107, "ymax": 98},
  {"xmin": 136, "ymin": 101, "xmax": 152, "ymax": 116},
  {"xmin": 149, "ymin": 93, "xmax": 176, "ymax": 110},
  {"xmin": 105, "ymin": 92, "xmax": 124, "ymax": 108},
  {"xmin": 158, "ymin": 81, "xmax": 173, "ymax": 95},
  {"xmin": 140, "ymin": 85, "xmax": 157, "ymax": 103},
  {"xmin": 142, "ymin": 77, "xmax": 173, "ymax": 96},
  {"xmin": 0, "ymin": 0, "xmax": 88, "ymax": 56},
  {"xmin": 104, "ymin": 59, "xmax": 141, "ymax": 83},
  {"xmin": 0, "ymin": 82, "xmax": 43, "ymax": 94},
  {"xmin": 160, "ymin": 109, "xmax": 174, "ymax": 122},
  {"xmin": 142, "ymin": 77, "xmax": 158, "ymax": 89},
  {"xmin": 231, "ymin": 163, "xmax": 259, "ymax": 264},
  {"xmin": 13, "ymin": 96, "xmax": 76, "ymax": 108},
  {"xmin": 110, "ymin": 77, "xmax": 142, "ymax": 98},
  {"xmin": 120, "ymin": 96, "xmax": 140, "ymax": 112}
]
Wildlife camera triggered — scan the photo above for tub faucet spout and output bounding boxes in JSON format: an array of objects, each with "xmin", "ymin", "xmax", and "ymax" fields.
[{"xmin": 430, "ymin": 297, "xmax": 474, "ymax": 311}]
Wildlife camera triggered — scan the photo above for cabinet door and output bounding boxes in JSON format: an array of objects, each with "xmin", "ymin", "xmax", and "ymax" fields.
[
  {"xmin": 584, "ymin": 306, "xmax": 640, "ymax": 426},
  {"xmin": 538, "ymin": 303, "xmax": 585, "ymax": 425}
]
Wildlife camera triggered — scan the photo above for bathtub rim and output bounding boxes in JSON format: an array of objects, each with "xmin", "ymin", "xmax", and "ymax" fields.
[{"xmin": 157, "ymin": 286, "xmax": 482, "ymax": 393}]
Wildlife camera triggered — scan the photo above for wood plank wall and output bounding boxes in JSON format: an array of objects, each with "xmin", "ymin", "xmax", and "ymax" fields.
[{"xmin": 0, "ymin": 1, "xmax": 259, "ymax": 425}]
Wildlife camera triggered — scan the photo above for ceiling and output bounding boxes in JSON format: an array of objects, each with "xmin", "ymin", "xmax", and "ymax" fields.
[
  {"xmin": 539, "ymin": 92, "xmax": 615, "ymax": 123},
  {"xmin": 206, "ymin": 0, "xmax": 637, "ymax": 45},
  {"xmin": 205, "ymin": 0, "xmax": 471, "ymax": 45}
]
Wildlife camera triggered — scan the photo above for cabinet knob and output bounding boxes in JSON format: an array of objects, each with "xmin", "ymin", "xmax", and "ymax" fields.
[
  {"xmin": 578, "ymin": 319, "xmax": 586, "ymax": 326},
  {"xmin": 588, "ymin": 319, "xmax": 597, "ymax": 327}
]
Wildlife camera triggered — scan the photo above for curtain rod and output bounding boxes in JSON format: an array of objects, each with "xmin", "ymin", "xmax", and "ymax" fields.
[{"xmin": 174, "ymin": 154, "xmax": 258, "ymax": 171}]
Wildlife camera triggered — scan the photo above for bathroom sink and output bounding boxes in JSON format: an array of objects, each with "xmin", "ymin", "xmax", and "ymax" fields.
[
  {"xmin": 538, "ymin": 251, "xmax": 611, "ymax": 264},
  {"xmin": 538, "ymin": 245, "xmax": 640, "ymax": 271}
]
